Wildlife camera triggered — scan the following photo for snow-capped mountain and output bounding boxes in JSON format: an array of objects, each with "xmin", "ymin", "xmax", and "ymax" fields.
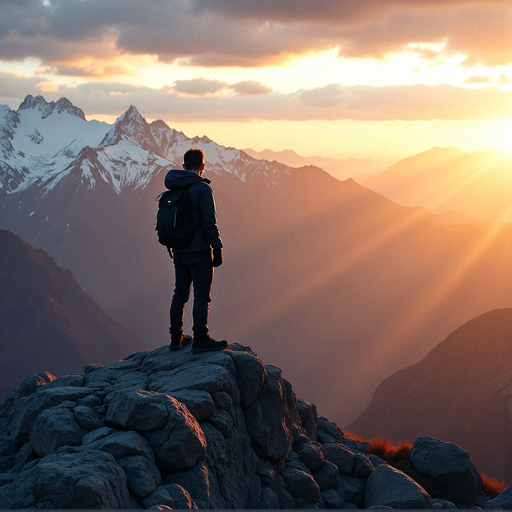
[
  {"xmin": 0, "ymin": 96, "xmax": 109, "ymax": 193},
  {"xmin": 0, "ymin": 95, "xmax": 287, "ymax": 197}
]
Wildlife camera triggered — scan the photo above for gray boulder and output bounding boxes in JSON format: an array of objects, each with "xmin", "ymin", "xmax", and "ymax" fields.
[
  {"xmin": 318, "ymin": 416, "xmax": 344, "ymax": 443},
  {"xmin": 246, "ymin": 473, "xmax": 263, "ymax": 508},
  {"xmin": 276, "ymin": 473, "xmax": 295, "ymax": 508},
  {"xmin": 73, "ymin": 404, "xmax": 104, "ymax": 431},
  {"xmin": 321, "ymin": 487, "xmax": 346, "ymax": 509},
  {"xmin": 12, "ymin": 440, "xmax": 37, "ymax": 471},
  {"xmin": 168, "ymin": 390, "xmax": 215, "ymax": 422},
  {"xmin": 410, "ymin": 435, "xmax": 482, "ymax": 504},
  {"xmin": 353, "ymin": 451, "xmax": 374, "ymax": 477},
  {"xmin": 230, "ymin": 350, "xmax": 266, "ymax": 408},
  {"xmin": 117, "ymin": 454, "xmax": 161, "ymax": 499},
  {"xmin": 299, "ymin": 442, "xmax": 324, "ymax": 471},
  {"xmin": 83, "ymin": 429, "xmax": 155, "ymax": 462},
  {"xmin": 9, "ymin": 386, "xmax": 93, "ymax": 446},
  {"xmin": 142, "ymin": 397, "xmax": 207, "ymax": 472},
  {"xmin": 199, "ymin": 417, "xmax": 259, "ymax": 508},
  {"xmin": 44, "ymin": 374, "xmax": 84, "ymax": 389},
  {"xmin": 365, "ymin": 464, "xmax": 432, "ymax": 509},
  {"xmin": 164, "ymin": 483, "xmax": 198, "ymax": 509},
  {"xmin": 296, "ymin": 399, "xmax": 318, "ymax": 441},
  {"xmin": 321, "ymin": 443, "xmax": 356, "ymax": 475},
  {"xmin": 280, "ymin": 466, "xmax": 321, "ymax": 503},
  {"xmin": 141, "ymin": 485, "xmax": 177, "ymax": 509},
  {"xmin": 313, "ymin": 460, "xmax": 340, "ymax": 490},
  {"xmin": 484, "ymin": 484, "xmax": 512, "ymax": 509},
  {"xmin": 336, "ymin": 474, "xmax": 366, "ymax": 508},
  {"xmin": 29, "ymin": 404, "xmax": 86, "ymax": 457},
  {"xmin": 11, "ymin": 372, "xmax": 57, "ymax": 400},
  {"xmin": 0, "ymin": 450, "xmax": 131, "ymax": 508},
  {"xmin": 148, "ymin": 361, "xmax": 239, "ymax": 404},
  {"xmin": 244, "ymin": 365, "xmax": 296, "ymax": 462},
  {"xmin": 104, "ymin": 389, "xmax": 171, "ymax": 431},
  {"xmin": 163, "ymin": 462, "xmax": 209, "ymax": 508}
]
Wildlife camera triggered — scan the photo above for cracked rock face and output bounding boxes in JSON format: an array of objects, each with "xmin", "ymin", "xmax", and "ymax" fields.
[{"xmin": 0, "ymin": 342, "xmax": 501, "ymax": 509}]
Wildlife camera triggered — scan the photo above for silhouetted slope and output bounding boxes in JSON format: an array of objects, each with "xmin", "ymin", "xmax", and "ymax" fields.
[
  {"xmin": 348, "ymin": 309, "xmax": 512, "ymax": 481},
  {"xmin": 0, "ymin": 229, "xmax": 141, "ymax": 401}
]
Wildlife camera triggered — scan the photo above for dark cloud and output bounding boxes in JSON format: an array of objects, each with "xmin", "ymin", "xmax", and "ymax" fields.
[
  {"xmin": 0, "ymin": 0, "xmax": 509, "ymax": 72},
  {"xmin": 2, "ymin": 73, "xmax": 510, "ymax": 123},
  {"xmin": 338, "ymin": 7, "xmax": 512, "ymax": 67}
]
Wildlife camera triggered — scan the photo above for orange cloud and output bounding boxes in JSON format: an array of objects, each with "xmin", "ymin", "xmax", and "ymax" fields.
[{"xmin": 35, "ymin": 80, "xmax": 59, "ymax": 92}]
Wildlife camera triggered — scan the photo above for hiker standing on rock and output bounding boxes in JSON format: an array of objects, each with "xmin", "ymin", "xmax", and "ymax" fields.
[{"xmin": 164, "ymin": 148, "xmax": 229, "ymax": 353}]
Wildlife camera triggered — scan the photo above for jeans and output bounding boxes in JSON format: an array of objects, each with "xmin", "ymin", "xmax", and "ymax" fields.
[{"xmin": 170, "ymin": 251, "xmax": 213, "ymax": 338}]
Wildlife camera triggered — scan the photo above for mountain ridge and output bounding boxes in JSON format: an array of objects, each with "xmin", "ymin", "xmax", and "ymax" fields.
[
  {"xmin": 362, "ymin": 146, "xmax": 512, "ymax": 223},
  {"xmin": 347, "ymin": 308, "xmax": 512, "ymax": 481},
  {"xmin": 0, "ymin": 229, "xmax": 141, "ymax": 401}
]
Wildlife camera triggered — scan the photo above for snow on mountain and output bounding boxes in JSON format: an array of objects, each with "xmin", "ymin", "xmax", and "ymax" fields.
[
  {"xmin": 0, "ymin": 96, "xmax": 111, "ymax": 193},
  {"xmin": 0, "ymin": 95, "xmax": 291, "ymax": 195}
]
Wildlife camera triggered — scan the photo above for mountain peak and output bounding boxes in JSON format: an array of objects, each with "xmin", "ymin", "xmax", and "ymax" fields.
[
  {"xmin": 119, "ymin": 105, "xmax": 143, "ymax": 123},
  {"xmin": 18, "ymin": 95, "xmax": 48, "ymax": 111},
  {"xmin": 115, "ymin": 104, "xmax": 148, "ymax": 135},
  {"xmin": 18, "ymin": 95, "xmax": 86, "ymax": 121}
]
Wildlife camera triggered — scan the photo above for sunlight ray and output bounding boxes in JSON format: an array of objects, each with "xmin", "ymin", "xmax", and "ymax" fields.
[
  {"xmin": 349, "ymin": 209, "xmax": 512, "ymax": 385},
  {"xmin": 230, "ymin": 203, "xmax": 436, "ymax": 338}
]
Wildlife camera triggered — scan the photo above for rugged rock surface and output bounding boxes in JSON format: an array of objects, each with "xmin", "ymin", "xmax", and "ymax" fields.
[{"xmin": 0, "ymin": 343, "xmax": 506, "ymax": 509}]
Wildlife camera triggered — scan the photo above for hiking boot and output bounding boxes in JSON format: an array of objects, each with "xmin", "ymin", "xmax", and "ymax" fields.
[
  {"xmin": 170, "ymin": 334, "xmax": 193, "ymax": 351},
  {"xmin": 191, "ymin": 335, "xmax": 229, "ymax": 354}
]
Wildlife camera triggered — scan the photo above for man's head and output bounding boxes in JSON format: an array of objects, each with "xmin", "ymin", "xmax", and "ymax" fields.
[{"xmin": 183, "ymin": 148, "xmax": 205, "ymax": 174}]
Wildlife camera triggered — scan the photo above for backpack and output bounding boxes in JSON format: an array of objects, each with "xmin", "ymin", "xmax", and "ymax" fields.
[{"xmin": 155, "ymin": 187, "xmax": 199, "ymax": 253}]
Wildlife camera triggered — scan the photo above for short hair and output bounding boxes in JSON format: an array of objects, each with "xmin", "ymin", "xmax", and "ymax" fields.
[{"xmin": 183, "ymin": 148, "xmax": 204, "ymax": 170}]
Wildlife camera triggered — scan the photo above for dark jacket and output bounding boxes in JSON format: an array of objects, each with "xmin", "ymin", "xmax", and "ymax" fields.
[{"xmin": 164, "ymin": 169, "xmax": 223, "ymax": 253}]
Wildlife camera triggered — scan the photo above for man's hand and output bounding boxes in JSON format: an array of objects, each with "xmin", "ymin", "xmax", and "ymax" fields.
[{"xmin": 212, "ymin": 248, "xmax": 223, "ymax": 267}]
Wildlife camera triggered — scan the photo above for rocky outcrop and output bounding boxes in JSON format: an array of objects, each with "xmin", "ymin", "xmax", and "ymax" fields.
[{"xmin": 0, "ymin": 343, "xmax": 506, "ymax": 509}]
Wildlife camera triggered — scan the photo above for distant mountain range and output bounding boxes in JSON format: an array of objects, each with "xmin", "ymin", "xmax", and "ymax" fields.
[
  {"xmin": 242, "ymin": 147, "xmax": 384, "ymax": 182},
  {"xmin": 0, "ymin": 229, "xmax": 140, "ymax": 401},
  {"xmin": 348, "ymin": 308, "xmax": 512, "ymax": 482},
  {"xmin": 362, "ymin": 146, "xmax": 512, "ymax": 223},
  {"xmin": 1, "ymin": 95, "xmax": 512, "ymax": 426}
]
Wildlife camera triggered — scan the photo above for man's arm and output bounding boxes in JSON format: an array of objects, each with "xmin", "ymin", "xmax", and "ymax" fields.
[{"xmin": 198, "ymin": 186, "xmax": 223, "ymax": 249}]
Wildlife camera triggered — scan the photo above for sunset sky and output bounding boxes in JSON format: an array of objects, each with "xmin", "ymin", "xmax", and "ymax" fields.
[{"xmin": 0, "ymin": 0, "xmax": 511, "ymax": 162}]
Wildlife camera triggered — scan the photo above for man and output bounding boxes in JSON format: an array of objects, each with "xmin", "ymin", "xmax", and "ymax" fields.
[{"xmin": 165, "ymin": 148, "xmax": 229, "ymax": 353}]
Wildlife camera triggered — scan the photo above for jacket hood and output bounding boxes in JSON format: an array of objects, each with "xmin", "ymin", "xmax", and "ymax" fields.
[{"xmin": 164, "ymin": 169, "xmax": 210, "ymax": 190}]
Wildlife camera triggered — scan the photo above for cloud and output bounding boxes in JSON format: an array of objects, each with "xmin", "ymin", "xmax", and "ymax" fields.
[
  {"xmin": 230, "ymin": 81, "xmax": 273, "ymax": 96},
  {"xmin": 0, "ymin": 0, "xmax": 509, "ymax": 74},
  {"xmin": 165, "ymin": 78, "xmax": 272, "ymax": 97},
  {"xmin": 0, "ymin": 70, "xmax": 50, "ymax": 99},
  {"xmin": 170, "ymin": 78, "xmax": 228, "ymax": 96},
  {"xmin": 2, "ymin": 73, "xmax": 511, "ymax": 123},
  {"xmin": 463, "ymin": 75, "xmax": 492, "ymax": 84}
]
